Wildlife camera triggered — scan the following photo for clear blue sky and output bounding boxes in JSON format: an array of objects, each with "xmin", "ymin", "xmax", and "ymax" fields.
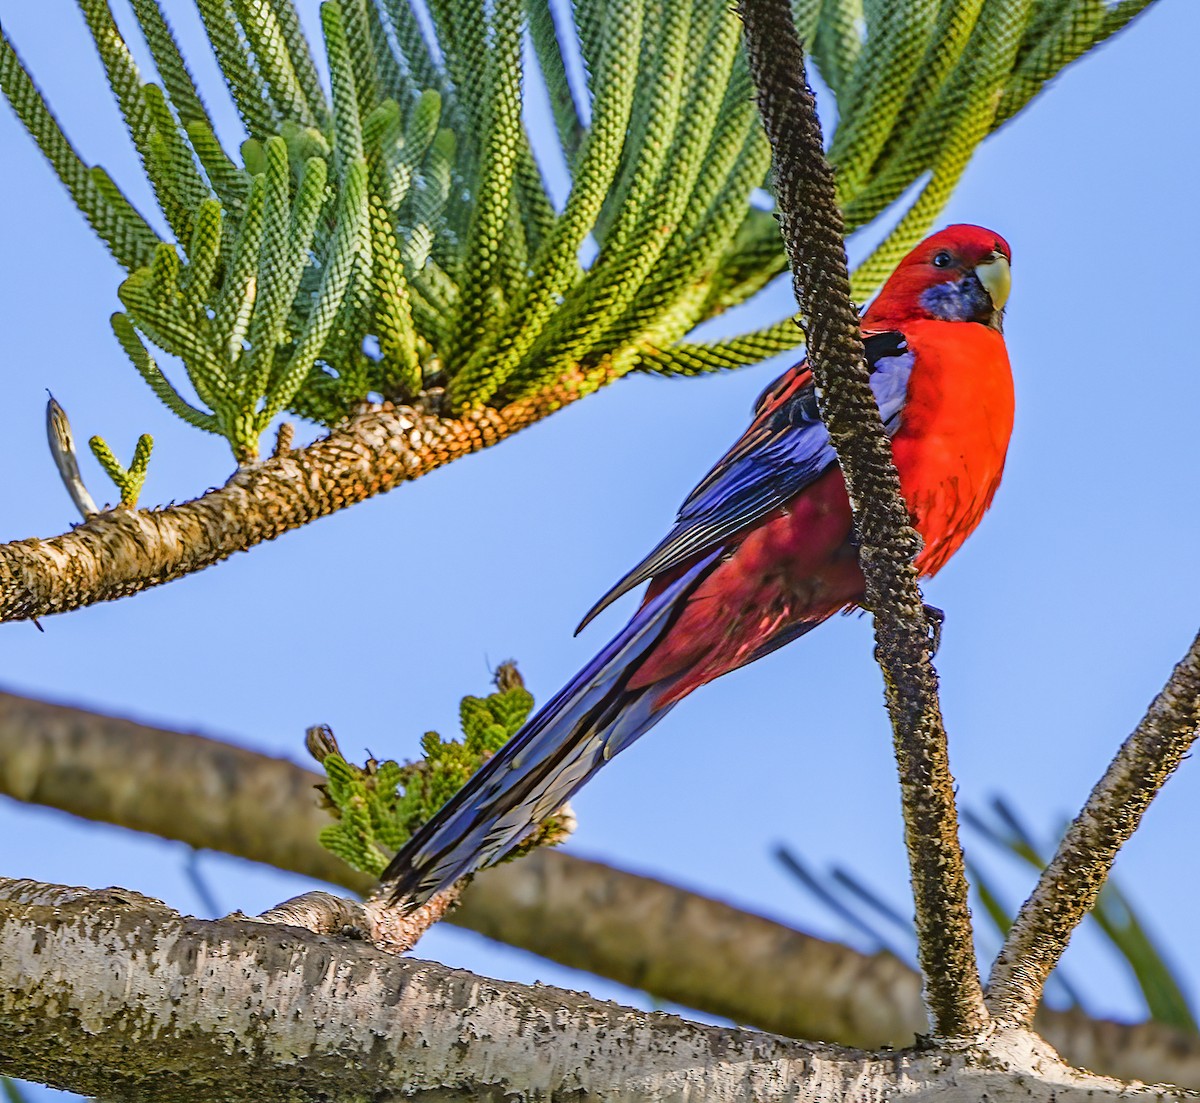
[{"xmin": 1, "ymin": 2, "xmax": 1198, "ymax": 1096}]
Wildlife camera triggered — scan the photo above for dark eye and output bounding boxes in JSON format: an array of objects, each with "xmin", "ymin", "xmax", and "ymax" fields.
[{"xmin": 932, "ymin": 250, "xmax": 955, "ymax": 269}]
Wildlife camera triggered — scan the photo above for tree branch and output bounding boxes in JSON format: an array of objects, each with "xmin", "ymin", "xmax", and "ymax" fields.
[
  {"xmin": 3, "ymin": 689, "xmax": 1200, "ymax": 1086},
  {"xmin": 737, "ymin": 0, "xmax": 983, "ymax": 1038},
  {"xmin": 987, "ymin": 627, "xmax": 1200, "ymax": 1025},
  {"xmin": 0, "ymin": 876, "xmax": 1183, "ymax": 1102},
  {"xmin": 0, "ymin": 374, "xmax": 603, "ymax": 623}
]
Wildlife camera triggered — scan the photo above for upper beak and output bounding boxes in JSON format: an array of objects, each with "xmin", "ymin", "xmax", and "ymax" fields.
[{"xmin": 974, "ymin": 251, "xmax": 1011, "ymax": 311}]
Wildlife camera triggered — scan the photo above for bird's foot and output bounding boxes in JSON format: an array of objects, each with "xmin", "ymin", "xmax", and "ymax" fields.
[{"xmin": 923, "ymin": 604, "xmax": 944, "ymax": 656}]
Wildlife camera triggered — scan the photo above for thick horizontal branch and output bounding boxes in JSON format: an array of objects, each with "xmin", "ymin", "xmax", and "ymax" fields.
[
  {"xmin": 2, "ymin": 689, "xmax": 1199, "ymax": 1086},
  {"xmin": 0, "ymin": 375, "xmax": 599, "ymax": 623},
  {"xmin": 0, "ymin": 877, "xmax": 1181, "ymax": 1102}
]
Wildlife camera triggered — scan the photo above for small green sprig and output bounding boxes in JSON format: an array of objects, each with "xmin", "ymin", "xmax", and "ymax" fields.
[
  {"xmin": 88, "ymin": 432, "xmax": 154, "ymax": 508},
  {"xmin": 309, "ymin": 662, "xmax": 571, "ymax": 880}
]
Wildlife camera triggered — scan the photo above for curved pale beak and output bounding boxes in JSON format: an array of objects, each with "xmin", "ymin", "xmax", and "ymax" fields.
[{"xmin": 974, "ymin": 251, "xmax": 1011, "ymax": 311}]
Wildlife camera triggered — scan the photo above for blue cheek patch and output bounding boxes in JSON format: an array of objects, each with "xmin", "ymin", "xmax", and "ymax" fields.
[{"xmin": 920, "ymin": 276, "xmax": 992, "ymax": 322}]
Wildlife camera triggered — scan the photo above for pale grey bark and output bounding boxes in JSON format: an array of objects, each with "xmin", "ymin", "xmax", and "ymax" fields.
[
  {"xmin": 3, "ymin": 688, "xmax": 1200, "ymax": 1087},
  {"xmin": 0, "ymin": 877, "xmax": 1190, "ymax": 1102}
]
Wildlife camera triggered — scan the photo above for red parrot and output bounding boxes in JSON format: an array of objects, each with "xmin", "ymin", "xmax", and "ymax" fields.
[{"xmin": 385, "ymin": 224, "xmax": 1014, "ymax": 906}]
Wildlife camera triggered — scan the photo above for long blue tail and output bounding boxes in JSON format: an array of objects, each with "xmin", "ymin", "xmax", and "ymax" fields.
[{"xmin": 382, "ymin": 552, "xmax": 721, "ymax": 907}]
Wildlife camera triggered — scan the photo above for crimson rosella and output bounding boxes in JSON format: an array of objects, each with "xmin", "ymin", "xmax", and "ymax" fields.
[{"xmin": 385, "ymin": 223, "xmax": 1014, "ymax": 907}]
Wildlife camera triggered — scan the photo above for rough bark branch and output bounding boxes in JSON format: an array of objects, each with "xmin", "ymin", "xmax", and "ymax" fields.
[
  {"xmin": 737, "ymin": 0, "xmax": 983, "ymax": 1038},
  {"xmin": 0, "ymin": 374, "xmax": 602, "ymax": 623},
  {"xmin": 3, "ymin": 689, "xmax": 1200, "ymax": 1086},
  {"xmin": 988, "ymin": 627, "xmax": 1200, "ymax": 1025},
  {"xmin": 0, "ymin": 876, "xmax": 1186, "ymax": 1102}
]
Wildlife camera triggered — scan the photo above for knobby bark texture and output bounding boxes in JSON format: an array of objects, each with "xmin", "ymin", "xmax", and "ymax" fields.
[
  {"xmin": 0, "ymin": 878, "xmax": 1187, "ymax": 1103},
  {"xmin": 4, "ymin": 689, "xmax": 1200, "ymax": 1086},
  {"xmin": 259, "ymin": 887, "xmax": 463, "ymax": 954},
  {"xmin": 989, "ymin": 627, "xmax": 1200, "ymax": 1025},
  {"xmin": 738, "ymin": 0, "xmax": 984, "ymax": 1038},
  {"xmin": 0, "ymin": 374, "xmax": 602, "ymax": 623}
]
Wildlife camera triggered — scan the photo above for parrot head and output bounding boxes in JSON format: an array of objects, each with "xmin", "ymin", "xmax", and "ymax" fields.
[{"xmin": 864, "ymin": 224, "xmax": 1012, "ymax": 332}]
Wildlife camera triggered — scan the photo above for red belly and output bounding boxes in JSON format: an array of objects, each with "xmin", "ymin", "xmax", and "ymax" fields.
[{"xmin": 631, "ymin": 320, "xmax": 1014, "ymax": 705}]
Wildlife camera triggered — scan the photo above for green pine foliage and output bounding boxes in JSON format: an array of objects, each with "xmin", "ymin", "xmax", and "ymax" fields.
[
  {"xmin": 309, "ymin": 662, "xmax": 567, "ymax": 879},
  {"xmin": 0, "ymin": 0, "xmax": 1157, "ymax": 460},
  {"xmin": 89, "ymin": 433, "xmax": 155, "ymax": 508}
]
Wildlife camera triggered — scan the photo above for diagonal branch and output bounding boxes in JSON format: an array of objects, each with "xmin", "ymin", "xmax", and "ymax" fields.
[
  {"xmin": 0, "ymin": 877, "xmax": 1179, "ymax": 1102},
  {"xmin": 737, "ymin": 0, "xmax": 984, "ymax": 1039},
  {"xmin": 2, "ymin": 688, "xmax": 1200, "ymax": 1084},
  {"xmin": 987, "ymin": 627, "xmax": 1200, "ymax": 1026},
  {"xmin": 0, "ymin": 374, "xmax": 605, "ymax": 624}
]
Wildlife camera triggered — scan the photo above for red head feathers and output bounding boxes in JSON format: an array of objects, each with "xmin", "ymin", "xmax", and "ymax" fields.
[{"xmin": 865, "ymin": 224, "xmax": 1012, "ymax": 331}]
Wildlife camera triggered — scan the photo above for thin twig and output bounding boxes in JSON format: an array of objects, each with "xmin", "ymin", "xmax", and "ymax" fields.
[
  {"xmin": 987, "ymin": 628, "xmax": 1200, "ymax": 1025},
  {"xmin": 736, "ymin": 0, "xmax": 985, "ymax": 1038},
  {"xmin": 0, "ymin": 373, "xmax": 607, "ymax": 623}
]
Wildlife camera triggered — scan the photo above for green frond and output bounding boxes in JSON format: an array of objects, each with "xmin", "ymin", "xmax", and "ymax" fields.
[
  {"xmin": 213, "ymin": 172, "xmax": 266, "ymax": 371},
  {"xmin": 404, "ymin": 126, "xmax": 455, "ymax": 273},
  {"xmin": 378, "ymin": 0, "xmax": 445, "ymax": 95},
  {"xmin": 264, "ymin": 156, "xmax": 369, "ymax": 422},
  {"xmin": 86, "ymin": 168, "xmax": 164, "ymax": 272},
  {"xmin": 444, "ymin": 0, "xmax": 525, "ymax": 373},
  {"xmin": 526, "ymin": 0, "xmax": 584, "ymax": 161},
  {"xmin": 827, "ymin": 0, "xmax": 937, "ymax": 199},
  {"xmin": 0, "ymin": 26, "xmax": 161, "ymax": 272},
  {"xmin": 625, "ymin": 123, "xmax": 773, "ymax": 355},
  {"xmin": 370, "ymin": 198, "xmax": 423, "ymax": 397},
  {"xmin": 88, "ymin": 432, "xmax": 155, "ymax": 508},
  {"xmin": 640, "ymin": 316, "xmax": 801, "ymax": 376},
  {"xmin": 323, "ymin": 2, "xmax": 365, "ymax": 169},
  {"xmin": 185, "ymin": 118, "xmax": 250, "ymax": 212},
  {"xmin": 446, "ymin": 0, "xmax": 645, "ymax": 406},
  {"xmin": 811, "ymin": 0, "xmax": 863, "ymax": 94},
  {"xmin": 270, "ymin": 0, "xmax": 332, "ymax": 123},
  {"xmin": 513, "ymin": 138, "xmax": 556, "ymax": 258},
  {"xmin": 77, "ymin": 0, "xmax": 150, "ymax": 150},
  {"xmin": 195, "ymin": 0, "xmax": 280, "ymax": 138},
  {"xmin": 128, "ymin": 0, "xmax": 212, "ymax": 129},
  {"xmin": 231, "ymin": 0, "xmax": 323, "ymax": 129},
  {"xmin": 111, "ymin": 313, "xmax": 221, "ymax": 432},
  {"xmin": 314, "ymin": 663, "xmax": 556, "ymax": 879},
  {"xmin": 994, "ymin": 0, "xmax": 1107, "ymax": 127},
  {"xmin": 242, "ymin": 137, "xmax": 295, "ymax": 400},
  {"xmin": 3, "ymin": 0, "xmax": 1163, "ymax": 453},
  {"xmin": 119, "ymin": 262, "xmax": 229, "ymax": 414},
  {"xmin": 142, "ymin": 84, "xmax": 214, "ymax": 216},
  {"xmin": 339, "ymin": 0, "xmax": 386, "ymax": 127},
  {"xmin": 1101, "ymin": 0, "xmax": 1157, "ymax": 37},
  {"xmin": 573, "ymin": 0, "xmax": 605, "ymax": 84},
  {"xmin": 840, "ymin": 0, "xmax": 985, "ymax": 228},
  {"xmin": 517, "ymin": 2, "xmax": 746, "ymax": 393},
  {"xmin": 363, "ymin": 0, "xmax": 412, "ymax": 106},
  {"xmin": 792, "ymin": 0, "xmax": 823, "ymax": 43}
]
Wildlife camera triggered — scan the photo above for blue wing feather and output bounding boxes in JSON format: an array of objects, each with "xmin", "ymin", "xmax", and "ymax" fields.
[
  {"xmin": 384, "ymin": 331, "xmax": 915, "ymax": 907},
  {"xmin": 383, "ymin": 550, "xmax": 721, "ymax": 906},
  {"xmin": 576, "ymin": 331, "xmax": 913, "ymax": 632}
]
